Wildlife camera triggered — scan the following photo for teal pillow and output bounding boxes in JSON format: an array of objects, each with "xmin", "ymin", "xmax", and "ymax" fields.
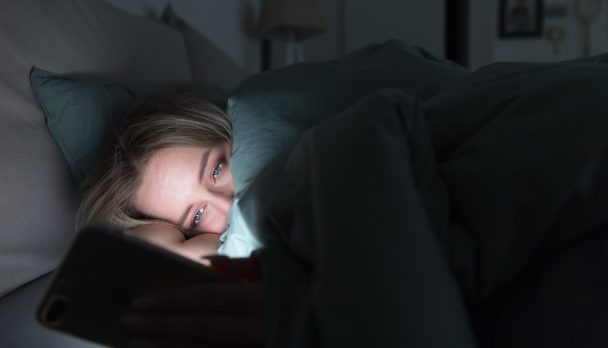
[
  {"xmin": 227, "ymin": 39, "xmax": 468, "ymax": 196},
  {"xmin": 30, "ymin": 68, "xmax": 228, "ymax": 189},
  {"xmin": 30, "ymin": 68, "xmax": 143, "ymax": 188}
]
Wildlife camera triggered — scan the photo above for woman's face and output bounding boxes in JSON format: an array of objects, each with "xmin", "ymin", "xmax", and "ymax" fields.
[{"xmin": 132, "ymin": 144, "xmax": 234, "ymax": 235}]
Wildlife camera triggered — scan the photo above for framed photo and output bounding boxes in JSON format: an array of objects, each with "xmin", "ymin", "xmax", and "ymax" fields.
[{"xmin": 499, "ymin": 0, "xmax": 543, "ymax": 37}]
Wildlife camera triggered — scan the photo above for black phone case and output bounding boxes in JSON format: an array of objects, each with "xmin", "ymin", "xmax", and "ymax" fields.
[{"xmin": 37, "ymin": 223, "xmax": 228, "ymax": 347}]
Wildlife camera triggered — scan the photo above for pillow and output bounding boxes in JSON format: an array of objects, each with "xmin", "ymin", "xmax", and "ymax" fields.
[
  {"xmin": 30, "ymin": 68, "xmax": 228, "ymax": 189},
  {"xmin": 227, "ymin": 39, "xmax": 469, "ymax": 197},
  {"xmin": 160, "ymin": 4, "xmax": 247, "ymax": 91},
  {"xmin": 30, "ymin": 68, "xmax": 142, "ymax": 188}
]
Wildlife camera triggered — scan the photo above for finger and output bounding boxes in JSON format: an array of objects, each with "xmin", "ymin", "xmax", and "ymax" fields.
[
  {"xmin": 204, "ymin": 256, "xmax": 263, "ymax": 282},
  {"xmin": 130, "ymin": 282, "xmax": 264, "ymax": 315},
  {"xmin": 120, "ymin": 313, "xmax": 264, "ymax": 346}
]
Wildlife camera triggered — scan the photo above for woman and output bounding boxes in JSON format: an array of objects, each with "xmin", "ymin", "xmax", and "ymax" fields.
[
  {"xmin": 81, "ymin": 86, "xmax": 238, "ymax": 260},
  {"xmin": 79, "ymin": 86, "xmax": 266, "ymax": 347}
]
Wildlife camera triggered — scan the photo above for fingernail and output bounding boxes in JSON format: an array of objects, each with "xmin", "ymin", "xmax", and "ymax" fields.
[
  {"xmin": 130, "ymin": 295, "xmax": 156, "ymax": 309},
  {"xmin": 119, "ymin": 314, "xmax": 144, "ymax": 328}
]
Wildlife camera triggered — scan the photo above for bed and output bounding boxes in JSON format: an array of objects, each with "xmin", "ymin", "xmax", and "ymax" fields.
[{"xmin": 2, "ymin": 1, "xmax": 608, "ymax": 347}]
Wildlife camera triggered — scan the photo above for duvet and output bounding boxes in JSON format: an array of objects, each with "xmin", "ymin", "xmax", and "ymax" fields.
[
  {"xmin": 249, "ymin": 89, "xmax": 474, "ymax": 348},
  {"xmin": 232, "ymin": 58, "xmax": 608, "ymax": 348}
]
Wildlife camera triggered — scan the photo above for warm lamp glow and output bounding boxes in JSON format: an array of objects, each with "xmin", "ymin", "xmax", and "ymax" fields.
[{"xmin": 258, "ymin": 0, "xmax": 327, "ymax": 41}]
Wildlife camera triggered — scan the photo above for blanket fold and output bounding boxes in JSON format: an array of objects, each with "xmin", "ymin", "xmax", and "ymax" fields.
[{"xmin": 254, "ymin": 90, "xmax": 474, "ymax": 348}]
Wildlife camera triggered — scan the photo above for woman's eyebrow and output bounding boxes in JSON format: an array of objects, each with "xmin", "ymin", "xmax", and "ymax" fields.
[{"xmin": 198, "ymin": 149, "xmax": 211, "ymax": 182}]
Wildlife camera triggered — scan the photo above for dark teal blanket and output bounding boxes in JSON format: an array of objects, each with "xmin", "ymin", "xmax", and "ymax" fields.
[
  {"xmin": 426, "ymin": 60, "xmax": 608, "ymax": 347},
  {"xmin": 230, "ymin": 42, "xmax": 608, "ymax": 347}
]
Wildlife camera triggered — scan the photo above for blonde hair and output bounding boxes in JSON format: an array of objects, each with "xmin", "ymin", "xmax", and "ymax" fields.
[{"xmin": 78, "ymin": 85, "xmax": 232, "ymax": 230}]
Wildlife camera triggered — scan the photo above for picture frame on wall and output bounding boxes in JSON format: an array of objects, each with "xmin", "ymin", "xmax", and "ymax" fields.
[{"xmin": 499, "ymin": 0, "xmax": 543, "ymax": 37}]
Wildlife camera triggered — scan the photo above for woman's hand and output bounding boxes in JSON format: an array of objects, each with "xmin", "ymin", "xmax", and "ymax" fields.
[
  {"xmin": 120, "ymin": 256, "xmax": 265, "ymax": 348},
  {"xmin": 127, "ymin": 223, "xmax": 220, "ymax": 263}
]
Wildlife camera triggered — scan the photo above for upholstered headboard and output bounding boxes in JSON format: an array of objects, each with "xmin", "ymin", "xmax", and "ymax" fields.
[
  {"xmin": 0, "ymin": 0, "xmax": 192, "ymax": 298},
  {"xmin": 0, "ymin": 0, "xmax": 193, "ymax": 345},
  {"xmin": 0, "ymin": 1, "xmax": 249, "ymax": 345}
]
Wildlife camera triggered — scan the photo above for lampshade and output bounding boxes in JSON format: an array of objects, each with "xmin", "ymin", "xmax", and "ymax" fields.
[{"xmin": 258, "ymin": 0, "xmax": 327, "ymax": 41}]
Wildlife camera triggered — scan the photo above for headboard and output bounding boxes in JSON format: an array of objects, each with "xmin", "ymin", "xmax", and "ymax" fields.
[
  {"xmin": 0, "ymin": 0, "xmax": 190, "ymax": 296},
  {"xmin": 0, "ymin": 0, "xmax": 197, "ymax": 346}
]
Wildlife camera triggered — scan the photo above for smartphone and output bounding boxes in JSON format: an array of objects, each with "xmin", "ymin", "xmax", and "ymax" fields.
[{"xmin": 37, "ymin": 223, "xmax": 229, "ymax": 347}]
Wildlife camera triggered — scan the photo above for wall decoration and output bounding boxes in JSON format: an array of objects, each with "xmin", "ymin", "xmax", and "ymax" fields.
[
  {"xmin": 573, "ymin": 0, "xmax": 601, "ymax": 57},
  {"xmin": 499, "ymin": 0, "xmax": 544, "ymax": 37}
]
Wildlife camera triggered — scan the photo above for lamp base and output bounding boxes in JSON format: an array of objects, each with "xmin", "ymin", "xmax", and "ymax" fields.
[{"xmin": 285, "ymin": 32, "xmax": 305, "ymax": 65}]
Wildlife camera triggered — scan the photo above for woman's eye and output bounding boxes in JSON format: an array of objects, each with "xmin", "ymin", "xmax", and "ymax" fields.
[
  {"xmin": 212, "ymin": 162, "xmax": 223, "ymax": 179},
  {"xmin": 192, "ymin": 208, "xmax": 203, "ymax": 227}
]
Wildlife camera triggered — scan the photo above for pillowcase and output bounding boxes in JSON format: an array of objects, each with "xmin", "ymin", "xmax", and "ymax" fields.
[
  {"xmin": 30, "ymin": 68, "xmax": 143, "ymax": 188},
  {"xmin": 30, "ymin": 68, "xmax": 228, "ymax": 189},
  {"xmin": 227, "ymin": 39, "xmax": 469, "ymax": 197}
]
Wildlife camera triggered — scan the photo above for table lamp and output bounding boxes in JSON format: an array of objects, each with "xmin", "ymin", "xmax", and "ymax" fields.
[{"xmin": 258, "ymin": 0, "xmax": 327, "ymax": 70}]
